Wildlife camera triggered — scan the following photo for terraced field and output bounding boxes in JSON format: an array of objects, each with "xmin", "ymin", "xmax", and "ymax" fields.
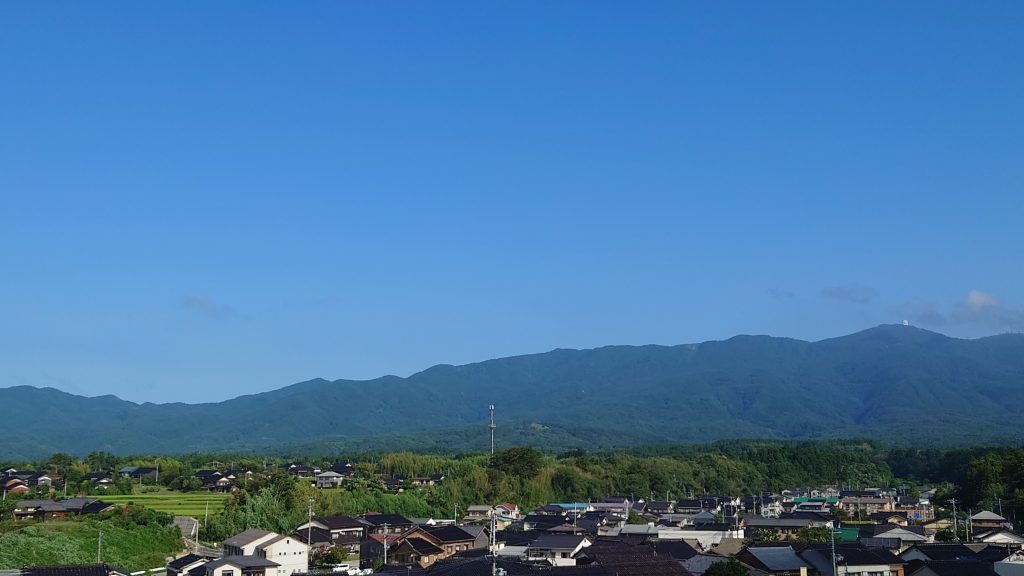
[{"xmin": 102, "ymin": 491, "xmax": 230, "ymax": 517}]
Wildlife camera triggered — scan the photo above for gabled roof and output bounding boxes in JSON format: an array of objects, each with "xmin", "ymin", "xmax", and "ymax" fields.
[
  {"xmin": 223, "ymin": 528, "xmax": 275, "ymax": 547},
  {"xmin": 397, "ymin": 537, "xmax": 445, "ymax": 556},
  {"xmin": 971, "ymin": 510, "xmax": 1007, "ymax": 521},
  {"xmin": 424, "ymin": 525, "xmax": 475, "ymax": 543},
  {"xmin": 168, "ymin": 554, "xmax": 208, "ymax": 571},
  {"xmin": 361, "ymin": 513, "xmax": 413, "ymax": 526},
  {"xmin": 314, "ymin": 515, "xmax": 364, "ymax": 531},
  {"xmin": 202, "ymin": 556, "xmax": 278, "ymax": 570},
  {"xmin": 744, "ymin": 546, "xmax": 806, "ymax": 571},
  {"xmin": 900, "ymin": 543, "xmax": 977, "ymax": 561},
  {"xmin": 528, "ymin": 533, "xmax": 587, "ymax": 550}
]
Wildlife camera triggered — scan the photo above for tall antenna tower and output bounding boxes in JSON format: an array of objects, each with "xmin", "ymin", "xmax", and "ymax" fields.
[{"xmin": 489, "ymin": 404, "xmax": 496, "ymax": 456}]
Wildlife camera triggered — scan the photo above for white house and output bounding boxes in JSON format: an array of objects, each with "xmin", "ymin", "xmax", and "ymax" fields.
[
  {"xmin": 315, "ymin": 471, "xmax": 346, "ymax": 489},
  {"xmin": 258, "ymin": 534, "xmax": 309, "ymax": 576},
  {"xmin": 222, "ymin": 529, "xmax": 308, "ymax": 576}
]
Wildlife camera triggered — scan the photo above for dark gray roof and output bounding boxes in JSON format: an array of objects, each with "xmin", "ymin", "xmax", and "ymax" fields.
[
  {"xmin": 223, "ymin": 528, "xmax": 274, "ymax": 547},
  {"xmin": 168, "ymin": 554, "xmax": 208, "ymax": 571},
  {"xmin": 528, "ymin": 533, "xmax": 586, "ymax": 550},
  {"xmin": 747, "ymin": 546, "xmax": 806, "ymax": 571},
  {"xmin": 203, "ymin": 556, "xmax": 279, "ymax": 570}
]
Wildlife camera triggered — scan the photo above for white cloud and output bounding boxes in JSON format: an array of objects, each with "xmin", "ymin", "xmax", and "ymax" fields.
[{"xmin": 952, "ymin": 290, "xmax": 1024, "ymax": 331}]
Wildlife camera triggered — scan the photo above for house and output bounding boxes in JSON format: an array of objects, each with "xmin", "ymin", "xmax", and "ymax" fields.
[
  {"xmin": 360, "ymin": 513, "xmax": 415, "ymax": 535},
  {"xmin": 408, "ymin": 474, "xmax": 444, "ymax": 487},
  {"xmin": 221, "ymin": 529, "xmax": 308, "ymax": 576},
  {"xmin": 294, "ymin": 515, "xmax": 365, "ymax": 552},
  {"xmin": 13, "ymin": 500, "xmax": 71, "ymax": 521},
  {"xmin": 974, "ymin": 529, "xmax": 1024, "ymax": 547},
  {"xmin": 382, "ymin": 476, "xmax": 405, "ymax": 492},
  {"xmin": 646, "ymin": 501, "xmax": 675, "ymax": 515},
  {"xmin": 973, "ymin": 511, "xmax": 1011, "ymax": 530},
  {"xmin": 494, "ymin": 503, "xmax": 520, "ymax": 520},
  {"xmin": 522, "ymin": 513, "xmax": 567, "ymax": 532},
  {"xmin": 526, "ymin": 533, "xmax": 591, "ymax": 566},
  {"xmin": 314, "ymin": 471, "xmax": 346, "ymax": 489},
  {"xmin": 358, "ymin": 533, "xmax": 404, "ymax": 569},
  {"xmin": 422, "ymin": 525, "xmax": 478, "ymax": 556},
  {"xmin": 463, "ymin": 505, "xmax": 493, "ymax": 522},
  {"xmin": 388, "ymin": 536, "xmax": 445, "ymax": 569},
  {"xmin": 378, "ymin": 524, "xmax": 478, "ymax": 568},
  {"xmin": 859, "ymin": 523, "xmax": 930, "ymax": 549},
  {"xmin": 871, "ymin": 511, "xmax": 910, "ymax": 526},
  {"xmin": 675, "ymin": 499, "xmax": 704, "ymax": 514},
  {"xmin": 995, "ymin": 551, "xmax": 1024, "ymax": 576},
  {"xmin": 224, "ymin": 529, "xmax": 278, "ymax": 556},
  {"xmin": 282, "ymin": 464, "xmax": 320, "ymax": 478},
  {"xmin": 800, "ymin": 543, "xmax": 907, "ymax": 576},
  {"xmin": 458, "ymin": 525, "xmax": 492, "ymax": 550},
  {"xmin": 735, "ymin": 545, "xmax": 811, "ymax": 575},
  {"xmin": 839, "ymin": 496, "xmax": 896, "ymax": 517},
  {"xmin": 743, "ymin": 516, "xmax": 817, "ymax": 539},
  {"xmin": 4, "ymin": 478, "xmax": 30, "ymax": 494},
  {"xmin": 118, "ymin": 467, "xmax": 158, "ymax": 480},
  {"xmin": 255, "ymin": 534, "xmax": 309, "ymax": 576},
  {"xmin": 199, "ymin": 556, "xmax": 279, "ymax": 576},
  {"xmin": 84, "ymin": 472, "xmax": 115, "ymax": 490},
  {"xmin": 329, "ymin": 462, "xmax": 357, "ymax": 477},
  {"xmin": 168, "ymin": 554, "xmax": 212, "ymax": 576}
]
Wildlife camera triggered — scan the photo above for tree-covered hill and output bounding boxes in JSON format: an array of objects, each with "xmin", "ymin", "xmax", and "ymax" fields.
[{"xmin": 2, "ymin": 324, "xmax": 1023, "ymax": 458}]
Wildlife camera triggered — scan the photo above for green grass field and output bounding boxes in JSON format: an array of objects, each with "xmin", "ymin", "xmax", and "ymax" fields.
[{"xmin": 102, "ymin": 491, "xmax": 230, "ymax": 517}]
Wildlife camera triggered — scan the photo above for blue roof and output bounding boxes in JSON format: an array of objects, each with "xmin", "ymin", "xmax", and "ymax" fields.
[{"xmin": 553, "ymin": 503, "xmax": 589, "ymax": 509}]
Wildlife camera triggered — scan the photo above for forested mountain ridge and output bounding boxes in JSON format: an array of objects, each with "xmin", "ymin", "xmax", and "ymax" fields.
[{"xmin": 3, "ymin": 324, "xmax": 1023, "ymax": 458}]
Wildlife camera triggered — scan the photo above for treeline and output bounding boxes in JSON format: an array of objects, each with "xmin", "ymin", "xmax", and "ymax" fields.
[{"xmin": 6, "ymin": 440, "xmax": 1024, "ymax": 543}]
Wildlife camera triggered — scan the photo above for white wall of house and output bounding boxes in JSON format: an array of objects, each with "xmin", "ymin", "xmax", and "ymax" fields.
[{"xmin": 260, "ymin": 537, "xmax": 309, "ymax": 576}]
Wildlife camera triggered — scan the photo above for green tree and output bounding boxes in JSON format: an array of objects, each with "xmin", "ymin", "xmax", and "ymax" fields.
[
  {"xmin": 796, "ymin": 526, "xmax": 832, "ymax": 543},
  {"xmin": 705, "ymin": 557, "xmax": 749, "ymax": 576},
  {"xmin": 491, "ymin": 447, "xmax": 544, "ymax": 479}
]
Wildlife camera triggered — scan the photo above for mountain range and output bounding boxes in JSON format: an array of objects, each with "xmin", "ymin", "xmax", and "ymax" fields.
[{"xmin": 2, "ymin": 324, "xmax": 1023, "ymax": 459}]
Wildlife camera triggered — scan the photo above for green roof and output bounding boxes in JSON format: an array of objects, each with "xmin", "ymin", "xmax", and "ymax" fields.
[{"xmin": 835, "ymin": 527, "xmax": 859, "ymax": 542}]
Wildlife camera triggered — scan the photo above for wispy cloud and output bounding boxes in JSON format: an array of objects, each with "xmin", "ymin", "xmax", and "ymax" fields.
[
  {"xmin": 766, "ymin": 287, "xmax": 795, "ymax": 300},
  {"xmin": 951, "ymin": 290, "xmax": 1024, "ymax": 331},
  {"xmin": 898, "ymin": 300, "xmax": 947, "ymax": 327},
  {"xmin": 821, "ymin": 285, "xmax": 876, "ymax": 304},
  {"xmin": 182, "ymin": 295, "xmax": 231, "ymax": 319}
]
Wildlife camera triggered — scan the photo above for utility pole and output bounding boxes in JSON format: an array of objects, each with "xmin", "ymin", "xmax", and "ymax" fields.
[
  {"xmin": 97, "ymin": 531, "xmax": 103, "ymax": 564},
  {"xmin": 489, "ymin": 404, "xmax": 496, "ymax": 457},
  {"xmin": 490, "ymin": 514, "xmax": 497, "ymax": 576},
  {"xmin": 383, "ymin": 523, "xmax": 389, "ymax": 566},
  {"xmin": 950, "ymin": 498, "xmax": 959, "ymax": 541},
  {"xmin": 829, "ymin": 521, "xmax": 837, "ymax": 576},
  {"xmin": 307, "ymin": 496, "xmax": 314, "ymax": 554}
]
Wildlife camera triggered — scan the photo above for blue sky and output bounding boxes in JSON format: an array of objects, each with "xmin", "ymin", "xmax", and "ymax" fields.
[{"xmin": 1, "ymin": 1, "xmax": 1022, "ymax": 403}]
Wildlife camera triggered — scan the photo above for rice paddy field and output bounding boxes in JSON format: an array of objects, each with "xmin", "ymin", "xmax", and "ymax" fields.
[{"xmin": 102, "ymin": 491, "xmax": 230, "ymax": 518}]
